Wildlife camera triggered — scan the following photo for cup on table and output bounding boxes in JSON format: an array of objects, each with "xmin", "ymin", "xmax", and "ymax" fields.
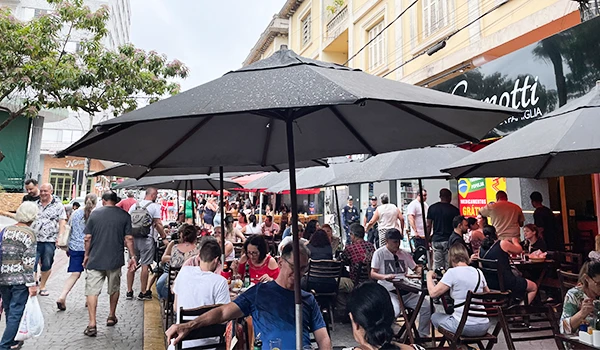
[{"xmin": 269, "ymin": 338, "xmax": 282, "ymax": 350}]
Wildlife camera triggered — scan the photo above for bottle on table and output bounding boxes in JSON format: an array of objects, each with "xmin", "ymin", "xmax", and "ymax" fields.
[{"xmin": 244, "ymin": 263, "xmax": 251, "ymax": 287}]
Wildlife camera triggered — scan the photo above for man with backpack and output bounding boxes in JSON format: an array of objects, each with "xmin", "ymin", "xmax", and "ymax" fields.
[{"xmin": 127, "ymin": 187, "xmax": 167, "ymax": 301}]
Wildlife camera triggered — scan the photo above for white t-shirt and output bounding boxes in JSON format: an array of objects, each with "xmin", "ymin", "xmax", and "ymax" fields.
[
  {"xmin": 371, "ymin": 246, "xmax": 416, "ymax": 291},
  {"xmin": 407, "ymin": 200, "xmax": 429, "ymax": 238},
  {"xmin": 129, "ymin": 199, "xmax": 161, "ymax": 240},
  {"xmin": 439, "ymin": 266, "xmax": 489, "ymax": 326},
  {"xmin": 173, "ymin": 266, "xmax": 231, "ymax": 348},
  {"xmin": 245, "ymin": 223, "xmax": 262, "ymax": 235},
  {"xmin": 377, "ymin": 203, "xmax": 400, "ymax": 230}
]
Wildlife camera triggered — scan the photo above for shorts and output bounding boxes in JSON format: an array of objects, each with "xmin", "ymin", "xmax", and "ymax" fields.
[
  {"xmin": 35, "ymin": 242, "xmax": 56, "ymax": 272},
  {"xmin": 85, "ymin": 268, "xmax": 121, "ymax": 296},
  {"xmin": 132, "ymin": 236, "xmax": 156, "ymax": 266},
  {"xmin": 67, "ymin": 250, "xmax": 85, "ymax": 273}
]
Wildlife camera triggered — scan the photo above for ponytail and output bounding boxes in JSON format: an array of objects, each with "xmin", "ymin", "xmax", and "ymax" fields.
[{"xmin": 84, "ymin": 193, "xmax": 98, "ymax": 222}]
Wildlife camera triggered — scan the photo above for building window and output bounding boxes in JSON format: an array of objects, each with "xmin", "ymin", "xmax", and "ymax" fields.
[
  {"xmin": 301, "ymin": 12, "xmax": 312, "ymax": 47},
  {"xmin": 422, "ymin": 0, "xmax": 449, "ymax": 37},
  {"xmin": 34, "ymin": 9, "xmax": 48, "ymax": 18},
  {"xmin": 368, "ymin": 21, "xmax": 386, "ymax": 70},
  {"xmin": 49, "ymin": 169, "xmax": 92, "ymax": 201}
]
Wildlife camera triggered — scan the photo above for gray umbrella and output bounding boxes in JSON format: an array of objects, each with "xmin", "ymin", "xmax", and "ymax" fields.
[
  {"xmin": 443, "ymin": 83, "xmax": 600, "ymax": 179},
  {"xmin": 57, "ymin": 48, "xmax": 519, "ymax": 348},
  {"xmin": 113, "ymin": 174, "xmax": 241, "ymax": 191},
  {"xmin": 264, "ymin": 162, "xmax": 361, "ymax": 193}
]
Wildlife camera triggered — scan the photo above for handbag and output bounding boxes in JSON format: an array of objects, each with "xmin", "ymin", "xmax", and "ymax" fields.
[
  {"xmin": 442, "ymin": 268, "xmax": 481, "ymax": 315},
  {"xmin": 57, "ymin": 218, "xmax": 72, "ymax": 251}
]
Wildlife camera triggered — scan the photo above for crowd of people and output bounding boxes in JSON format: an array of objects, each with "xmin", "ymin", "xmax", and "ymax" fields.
[{"xmin": 0, "ymin": 178, "xmax": 589, "ymax": 350}]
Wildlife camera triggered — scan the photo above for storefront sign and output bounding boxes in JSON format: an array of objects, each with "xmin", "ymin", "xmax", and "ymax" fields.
[
  {"xmin": 65, "ymin": 159, "xmax": 86, "ymax": 168},
  {"xmin": 458, "ymin": 177, "xmax": 506, "ymax": 217},
  {"xmin": 433, "ymin": 16, "xmax": 600, "ymax": 137}
]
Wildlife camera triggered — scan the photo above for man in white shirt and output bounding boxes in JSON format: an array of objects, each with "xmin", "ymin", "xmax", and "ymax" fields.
[
  {"xmin": 370, "ymin": 228, "xmax": 431, "ymax": 338},
  {"xmin": 407, "ymin": 190, "xmax": 429, "ymax": 251},
  {"xmin": 173, "ymin": 240, "xmax": 230, "ymax": 349},
  {"xmin": 261, "ymin": 215, "xmax": 280, "ymax": 236},
  {"xmin": 127, "ymin": 187, "xmax": 168, "ymax": 301}
]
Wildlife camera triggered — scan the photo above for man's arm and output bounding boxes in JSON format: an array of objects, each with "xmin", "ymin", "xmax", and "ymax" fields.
[
  {"xmin": 165, "ymin": 303, "xmax": 244, "ymax": 345},
  {"xmin": 314, "ymin": 328, "xmax": 332, "ymax": 350},
  {"xmin": 518, "ymin": 209, "xmax": 525, "ymax": 227},
  {"xmin": 426, "ymin": 219, "xmax": 433, "ymax": 236},
  {"xmin": 57, "ymin": 219, "xmax": 66, "ymax": 243},
  {"xmin": 408, "ymin": 214, "xmax": 417, "ymax": 234},
  {"xmin": 365, "ymin": 210, "xmax": 379, "ymax": 232},
  {"xmin": 370, "ymin": 267, "xmax": 394, "ymax": 281},
  {"xmin": 83, "ymin": 234, "xmax": 92, "ymax": 267},
  {"xmin": 153, "ymin": 218, "xmax": 167, "ymax": 240}
]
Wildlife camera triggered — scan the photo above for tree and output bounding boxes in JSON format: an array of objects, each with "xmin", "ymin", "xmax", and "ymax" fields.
[{"xmin": 0, "ymin": 0, "xmax": 188, "ymax": 192}]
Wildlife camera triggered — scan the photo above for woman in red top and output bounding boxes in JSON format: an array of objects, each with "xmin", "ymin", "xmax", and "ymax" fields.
[{"xmin": 237, "ymin": 235, "xmax": 279, "ymax": 284}]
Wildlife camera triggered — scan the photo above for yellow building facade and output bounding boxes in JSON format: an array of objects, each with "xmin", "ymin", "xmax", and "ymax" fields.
[{"xmin": 245, "ymin": 0, "xmax": 581, "ymax": 87}]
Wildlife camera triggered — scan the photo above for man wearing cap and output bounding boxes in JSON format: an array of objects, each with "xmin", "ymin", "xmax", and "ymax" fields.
[
  {"xmin": 116, "ymin": 191, "xmax": 137, "ymax": 212},
  {"xmin": 364, "ymin": 196, "xmax": 379, "ymax": 247},
  {"xmin": 342, "ymin": 196, "xmax": 360, "ymax": 245}
]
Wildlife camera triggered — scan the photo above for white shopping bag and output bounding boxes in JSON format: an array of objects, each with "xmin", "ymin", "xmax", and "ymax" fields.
[{"xmin": 14, "ymin": 295, "xmax": 44, "ymax": 341}]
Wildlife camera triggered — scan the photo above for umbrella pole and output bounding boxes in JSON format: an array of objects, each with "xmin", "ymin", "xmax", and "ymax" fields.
[
  {"xmin": 333, "ymin": 186, "xmax": 343, "ymax": 247},
  {"xmin": 418, "ymin": 179, "xmax": 432, "ymax": 269},
  {"xmin": 259, "ymin": 191, "xmax": 264, "ymax": 225},
  {"xmin": 285, "ymin": 118, "xmax": 302, "ymax": 350},
  {"xmin": 184, "ymin": 179, "xmax": 188, "ymax": 224},
  {"xmin": 219, "ymin": 166, "xmax": 225, "ymax": 265},
  {"xmin": 191, "ymin": 180, "xmax": 196, "ymax": 226}
]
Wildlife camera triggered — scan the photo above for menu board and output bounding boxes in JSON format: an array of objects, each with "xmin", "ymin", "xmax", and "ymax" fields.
[{"xmin": 458, "ymin": 178, "xmax": 506, "ymax": 217}]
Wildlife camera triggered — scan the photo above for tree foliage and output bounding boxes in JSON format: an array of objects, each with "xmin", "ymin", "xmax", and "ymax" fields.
[{"xmin": 0, "ymin": 0, "xmax": 188, "ymax": 133}]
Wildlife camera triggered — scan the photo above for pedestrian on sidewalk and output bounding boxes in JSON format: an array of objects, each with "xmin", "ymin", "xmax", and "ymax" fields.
[
  {"xmin": 427, "ymin": 188, "xmax": 460, "ymax": 270},
  {"xmin": 0, "ymin": 201, "xmax": 38, "ymax": 350},
  {"xmin": 56, "ymin": 193, "xmax": 97, "ymax": 311},
  {"xmin": 83, "ymin": 191, "xmax": 136, "ymax": 337},
  {"xmin": 33, "ymin": 183, "xmax": 67, "ymax": 297},
  {"xmin": 127, "ymin": 187, "xmax": 168, "ymax": 301}
]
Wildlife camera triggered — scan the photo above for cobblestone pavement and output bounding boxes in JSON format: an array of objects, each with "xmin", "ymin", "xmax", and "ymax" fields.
[{"xmin": 0, "ymin": 250, "xmax": 146, "ymax": 350}]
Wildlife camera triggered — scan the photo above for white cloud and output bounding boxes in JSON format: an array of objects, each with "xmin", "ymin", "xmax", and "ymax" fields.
[{"xmin": 129, "ymin": 0, "xmax": 284, "ymax": 91}]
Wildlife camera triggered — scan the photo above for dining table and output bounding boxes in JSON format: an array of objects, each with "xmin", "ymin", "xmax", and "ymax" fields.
[
  {"xmin": 511, "ymin": 259, "xmax": 556, "ymax": 288},
  {"xmin": 555, "ymin": 333, "xmax": 599, "ymax": 349}
]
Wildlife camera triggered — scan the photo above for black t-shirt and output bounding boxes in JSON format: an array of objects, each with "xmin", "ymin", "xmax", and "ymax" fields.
[
  {"xmin": 533, "ymin": 206, "xmax": 558, "ymax": 250},
  {"xmin": 22, "ymin": 194, "xmax": 40, "ymax": 202},
  {"xmin": 427, "ymin": 202, "xmax": 460, "ymax": 242},
  {"xmin": 448, "ymin": 232, "xmax": 472, "ymax": 255}
]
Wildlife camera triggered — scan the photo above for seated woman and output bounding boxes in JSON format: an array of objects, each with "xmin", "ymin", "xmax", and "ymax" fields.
[
  {"xmin": 479, "ymin": 226, "xmax": 538, "ymax": 304},
  {"xmin": 237, "ymin": 235, "xmax": 279, "ymax": 284},
  {"xmin": 306, "ymin": 229, "xmax": 333, "ymax": 260},
  {"xmin": 303, "ymin": 219, "xmax": 320, "ymax": 240},
  {"xmin": 521, "ymin": 224, "xmax": 547, "ymax": 253},
  {"xmin": 467, "ymin": 217, "xmax": 485, "ymax": 254},
  {"xmin": 214, "ymin": 226, "xmax": 235, "ymax": 262},
  {"xmin": 348, "ymin": 282, "xmax": 425, "ymax": 350},
  {"xmin": 244, "ymin": 214, "xmax": 262, "ymax": 235},
  {"xmin": 235, "ymin": 212, "xmax": 248, "ymax": 232},
  {"xmin": 223, "ymin": 215, "xmax": 246, "ymax": 243},
  {"xmin": 560, "ymin": 255, "xmax": 600, "ymax": 334},
  {"xmin": 427, "ymin": 244, "xmax": 490, "ymax": 336},
  {"xmin": 157, "ymin": 225, "xmax": 199, "ymax": 300},
  {"xmin": 321, "ymin": 224, "xmax": 340, "ymax": 253}
]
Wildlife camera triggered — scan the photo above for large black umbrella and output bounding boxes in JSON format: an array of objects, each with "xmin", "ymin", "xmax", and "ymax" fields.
[
  {"xmin": 443, "ymin": 83, "xmax": 600, "ymax": 179},
  {"xmin": 58, "ymin": 48, "xmax": 518, "ymax": 348},
  {"xmin": 113, "ymin": 174, "xmax": 241, "ymax": 191}
]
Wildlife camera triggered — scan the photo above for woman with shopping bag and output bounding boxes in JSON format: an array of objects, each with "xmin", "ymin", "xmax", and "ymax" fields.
[{"xmin": 0, "ymin": 201, "xmax": 39, "ymax": 350}]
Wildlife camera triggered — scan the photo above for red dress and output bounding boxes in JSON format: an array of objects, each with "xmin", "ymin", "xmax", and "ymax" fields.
[{"xmin": 237, "ymin": 255, "xmax": 279, "ymax": 284}]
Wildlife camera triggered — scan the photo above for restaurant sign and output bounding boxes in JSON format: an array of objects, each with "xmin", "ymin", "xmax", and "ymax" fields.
[
  {"xmin": 433, "ymin": 16, "xmax": 600, "ymax": 138},
  {"xmin": 458, "ymin": 177, "xmax": 506, "ymax": 217}
]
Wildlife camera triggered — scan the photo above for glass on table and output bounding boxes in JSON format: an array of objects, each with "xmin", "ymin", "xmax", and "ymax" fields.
[{"xmin": 269, "ymin": 338, "xmax": 282, "ymax": 350}]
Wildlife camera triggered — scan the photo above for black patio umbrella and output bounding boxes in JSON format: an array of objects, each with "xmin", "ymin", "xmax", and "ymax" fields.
[
  {"xmin": 57, "ymin": 48, "xmax": 519, "ymax": 348},
  {"xmin": 443, "ymin": 82, "xmax": 600, "ymax": 179}
]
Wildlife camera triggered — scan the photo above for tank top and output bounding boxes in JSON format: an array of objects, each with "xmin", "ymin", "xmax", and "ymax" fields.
[
  {"xmin": 377, "ymin": 203, "xmax": 400, "ymax": 230},
  {"xmin": 480, "ymin": 241, "xmax": 517, "ymax": 291},
  {"xmin": 245, "ymin": 223, "xmax": 262, "ymax": 235},
  {"xmin": 170, "ymin": 244, "xmax": 199, "ymax": 269},
  {"xmin": 237, "ymin": 255, "xmax": 280, "ymax": 284}
]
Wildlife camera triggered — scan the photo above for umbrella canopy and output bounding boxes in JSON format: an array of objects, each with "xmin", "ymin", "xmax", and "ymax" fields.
[
  {"xmin": 443, "ymin": 83, "xmax": 600, "ymax": 179},
  {"xmin": 113, "ymin": 174, "xmax": 240, "ymax": 191},
  {"xmin": 265, "ymin": 162, "xmax": 360, "ymax": 193},
  {"xmin": 245, "ymin": 171, "xmax": 293, "ymax": 191}
]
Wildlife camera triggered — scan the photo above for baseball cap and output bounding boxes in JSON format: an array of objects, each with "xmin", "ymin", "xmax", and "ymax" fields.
[
  {"xmin": 370, "ymin": 196, "xmax": 377, "ymax": 201},
  {"xmin": 348, "ymin": 195, "xmax": 353, "ymax": 200}
]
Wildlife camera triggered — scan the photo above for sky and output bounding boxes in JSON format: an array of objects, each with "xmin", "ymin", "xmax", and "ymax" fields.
[{"xmin": 129, "ymin": 0, "xmax": 284, "ymax": 92}]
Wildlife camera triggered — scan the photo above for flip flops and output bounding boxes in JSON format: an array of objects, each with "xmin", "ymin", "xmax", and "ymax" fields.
[
  {"xmin": 38, "ymin": 290, "xmax": 49, "ymax": 297},
  {"xmin": 56, "ymin": 300, "xmax": 66, "ymax": 311}
]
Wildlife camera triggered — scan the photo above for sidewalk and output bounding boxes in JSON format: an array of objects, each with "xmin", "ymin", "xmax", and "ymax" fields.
[{"xmin": 0, "ymin": 250, "xmax": 151, "ymax": 350}]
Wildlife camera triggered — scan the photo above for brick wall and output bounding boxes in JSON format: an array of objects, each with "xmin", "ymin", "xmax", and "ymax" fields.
[{"xmin": 41, "ymin": 155, "xmax": 105, "ymax": 184}]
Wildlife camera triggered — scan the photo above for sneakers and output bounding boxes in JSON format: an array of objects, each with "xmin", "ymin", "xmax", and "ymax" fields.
[
  {"xmin": 137, "ymin": 290, "xmax": 152, "ymax": 301},
  {"xmin": 126, "ymin": 291, "xmax": 134, "ymax": 300}
]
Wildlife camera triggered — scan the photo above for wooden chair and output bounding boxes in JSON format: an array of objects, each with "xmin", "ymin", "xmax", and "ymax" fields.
[
  {"xmin": 438, "ymin": 291, "xmax": 511, "ymax": 350},
  {"xmin": 477, "ymin": 258, "xmax": 506, "ymax": 292},
  {"xmin": 558, "ymin": 252, "xmax": 582, "ymax": 274},
  {"xmin": 353, "ymin": 261, "xmax": 372, "ymax": 287},
  {"xmin": 306, "ymin": 259, "xmax": 343, "ymax": 332},
  {"xmin": 557, "ymin": 269, "xmax": 579, "ymax": 300},
  {"xmin": 498, "ymin": 304, "xmax": 565, "ymax": 350},
  {"xmin": 175, "ymin": 304, "xmax": 227, "ymax": 350},
  {"xmin": 164, "ymin": 266, "xmax": 181, "ymax": 329}
]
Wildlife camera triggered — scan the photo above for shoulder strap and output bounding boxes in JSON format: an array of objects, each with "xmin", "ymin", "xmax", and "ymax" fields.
[
  {"xmin": 454, "ymin": 268, "xmax": 482, "ymax": 309},
  {"xmin": 142, "ymin": 201, "xmax": 153, "ymax": 209},
  {"xmin": 481, "ymin": 240, "xmax": 498, "ymax": 260}
]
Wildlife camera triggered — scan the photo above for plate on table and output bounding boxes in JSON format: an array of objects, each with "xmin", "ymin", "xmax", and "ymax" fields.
[{"xmin": 529, "ymin": 257, "xmax": 546, "ymax": 263}]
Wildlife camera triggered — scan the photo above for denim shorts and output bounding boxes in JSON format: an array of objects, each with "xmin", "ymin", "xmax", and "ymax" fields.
[
  {"xmin": 35, "ymin": 242, "xmax": 56, "ymax": 272},
  {"xmin": 67, "ymin": 250, "xmax": 85, "ymax": 273}
]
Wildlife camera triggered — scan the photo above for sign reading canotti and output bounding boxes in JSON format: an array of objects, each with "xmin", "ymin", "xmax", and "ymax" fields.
[{"xmin": 433, "ymin": 16, "xmax": 600, "ymax": 138}]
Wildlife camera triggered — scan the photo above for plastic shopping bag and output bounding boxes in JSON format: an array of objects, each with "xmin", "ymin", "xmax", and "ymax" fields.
[{"xmin": 14, "ymin": 296, "xmax": 44, "ymax": 341}]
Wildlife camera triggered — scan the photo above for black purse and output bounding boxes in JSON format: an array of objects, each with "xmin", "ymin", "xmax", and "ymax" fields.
[{"xmin": 442, "ymin": 269, "xmax": 481, "ymax": 315}]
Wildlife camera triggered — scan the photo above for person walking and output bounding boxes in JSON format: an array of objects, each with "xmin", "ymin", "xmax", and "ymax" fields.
[
  {"xmin": 22, "ymin": 179, "xmax": 40, "ymax": 202},
  {"xmin": 56, "ymin": 193, "xmax": 97, "ymax": 311},
  {"xmin": 427, "ymin": 189, "xmax": 459, "ymax": 270},
  {"xmin": 127, "ymin": 187, "xmax": 168, "ymax": 301},
  {"xmin": 407, "ymin": 190, "xmax": 429, "ymax": 251},
  {"xmin": 365, "ymin": 193, "xmax": 404, "ymax": 249},
  {"xmin": 83, "ymin": 191, "xmax": 136, "ymax": 337},
  {"xmin": 116, "ymin": 191, "xmax": 137, "ymax": 212},
  {"xmin": 363, "ymin": 196, "xmax": 378, "ymax": 247},
  {"xmin": 33, "ymin": 183, "xmax": 67, "ymax": 296},
  {"xmin": 342, "ymin": 196, "xmax": 360, "ymax": 245},
  {"xmin": 0, "ymin": 202, "xmax": 38, "ymax": 350}
]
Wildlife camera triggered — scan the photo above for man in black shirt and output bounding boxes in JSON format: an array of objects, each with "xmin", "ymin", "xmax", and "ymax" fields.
[
  {"xmin": 22, "ymin": 178, "xmax": 40, "ymax": 202},
  {"xmin": 342, "ymin": 196, "xmax": 360, "ymax": 245},
  {"xmin": 427, "ymin": 189, "xmax": 460, "ymax": 270},
  {"xmin": 530, "ymin": 191, "xmax": 559, "ymax": 251},
  {"xmin": 448, "ymin": 215, "xmax": 471, "ymax": 255},
  {"xmin": 364, "ymin": 196, "xmax": 378, "ymax": 247}
]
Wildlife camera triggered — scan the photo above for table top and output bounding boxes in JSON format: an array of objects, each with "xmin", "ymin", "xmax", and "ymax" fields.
[
  {"xmin": 555, "ymin": 333, "xmax": 599, "ymax": 349},
  {"xmin": 392, "ymin": 278, "xmax": 425, "ymax": 294}
]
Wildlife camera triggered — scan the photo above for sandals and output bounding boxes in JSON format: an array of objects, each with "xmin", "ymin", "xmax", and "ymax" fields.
[
  {"xmin": 38, "ymin": 290, "xmax": 49, "ymax": 297},
  {"xmin": 83, "ymin": 326, "xmax": 97, "ymax": 337},
  {"xmin": 10, "ymin": 341, "xmax": 24, "ymax": 349},
  {"xmin": 106, "ymin": 316, "xmax": 118, "ymax": 327},
  {"xmin": 56, "ymin": 301, "xmax": 66, "ymax": 311}
]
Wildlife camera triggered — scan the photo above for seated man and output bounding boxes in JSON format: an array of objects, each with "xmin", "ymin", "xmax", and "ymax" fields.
[
  {"xmin": 166, "ymin": 243, "xmax": 331, "ymax": 350},
  {"xmin": 371, "ymin": 228, "xmax": 431, "ymax": 338},
  {"xmin": 172, "ymin": 239, "xmax": 230, "ymax": 348},
  {"xmin": 341, "ymin": 223, "xmax": 376, "ymax": 285}
]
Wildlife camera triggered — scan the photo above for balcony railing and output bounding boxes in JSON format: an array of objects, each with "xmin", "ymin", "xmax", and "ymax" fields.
[
  {"xmin": 575, "ymin": 0, "xmax": 600, "ymax": 21},
  {"xmin": 324, "ymin": 5, "xmax": 348, "ymax": 41}
]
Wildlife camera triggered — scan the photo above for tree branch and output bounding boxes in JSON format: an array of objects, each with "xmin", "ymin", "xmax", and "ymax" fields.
[
  {"xmin": 56, "ymin": 22, "xmax": 74, "ymax": 67},
  {"xmin": 0, "ymin": 111, "xmax": 21, "ymax": 134}
]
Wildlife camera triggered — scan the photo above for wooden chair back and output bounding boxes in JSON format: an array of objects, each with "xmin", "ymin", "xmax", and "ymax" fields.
[
  {"xmin": 477, "ymin": 258, "xmax": 506, "ymax": 291},
  {"xmin": 165, "ymin": 266, "xmax": 181, "ymax": 328},
  {"xmin": 498, "ymin": 304, "xmax": 565, "ymax": 350},
  {"xmin": 557, "ymin": 269, "xmax": 579, "ymax": 300},
  {"xmin": 354, "ymin": 262, "xmax": 371, "ymax": 286},
  {"xmin": 306, "ymin": 259, "xmax": 343, "ymax": 297},
  {"xmin": 558, "ymin": 252, "xmax": 582, "ymax": 274},
  {"xmin": 176, "ymin": 304, "xmax": 227, "ymax": 350}
]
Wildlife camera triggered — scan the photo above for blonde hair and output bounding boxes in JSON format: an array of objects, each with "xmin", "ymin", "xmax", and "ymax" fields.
[
  {"xmin": 15, "ymin": 201, "xmax": 38, "ymax": 223},
  {"xmin": 84, "ymin": 193, "xmax": 98, "ymax": 221},
  {"xmin": 449, "ymin": 243, "xmax": 471, "ymax": 267}
]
